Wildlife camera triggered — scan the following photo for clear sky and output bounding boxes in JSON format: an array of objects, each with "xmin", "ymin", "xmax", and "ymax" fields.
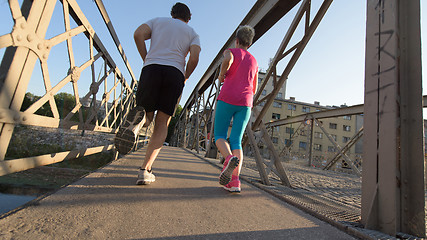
[{"xmin": 0, "ymin": 1, "xmax": 426, "ymax": 114}]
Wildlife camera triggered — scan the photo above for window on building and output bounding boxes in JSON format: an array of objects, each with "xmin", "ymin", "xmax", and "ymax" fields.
[
  {"xmin": 343, "ymin": 136, "xmax": 351, "ymax": 143},
  {"xmin": 261, "ymin": 90, "xmax": 267, "ymax": 96},
  {"xmin": 272, "ymin": 137, "xmax": 278, "ymax": 144},
  {"xmin": 302, "ymin": 106, "xmax": 310, "ymax": 113},
  {"xmin": 284, "ymin": 139, "xmax": 293, "ymax": 146},
  {"xmin": 314, "ymin": 144, "xmax": 322, "ymax": 151},
  {"xmin": 273, "ymin": 101, "xmax": 282, "ymax": 108},
  {"xmin": 273, "ymin": 126, "xmax": 280, "ymax": 132},
  {"xmin": 285, "ymin": 127, "xmax": 294, "ymax": 134},
  {"xmin": 343, "ymin": 115, "xmax": 351, "ymax": 120},
  {"xmin": 287, "ymin": 104, "xmax": 296, "ymax": 111},
  {"xmin": 276, "ymin": 92, "xmax": 283, "ymax": 99},
  {"xmin": 331, "ymin": 134, "xmax": 337, "ymax": 141},
  {"xmin": 329, "ymin": 123, "xmax": 337, "ymax": 129},
  {"xmin": 299, "ymin": 141, "xmax": 307, "ymax": 150},
  {"xmin": 272, "ymin": 113, "xmax": 281, "ymax": 120},
  {"xmin": 328, "ymin": 146, "xmax": 336, "ymax": 152},
  {"xmin": 314, "ymin": 132, "xmax": 323, "ymax": 139},
  {"xmin": 343, "ymin": 125, "xmax": 351, "ymax": 132}
]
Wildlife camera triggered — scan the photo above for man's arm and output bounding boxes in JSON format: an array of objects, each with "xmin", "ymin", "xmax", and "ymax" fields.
[
  {"xmin": 134, "ymin": 24, "xmax": 151, "ymax": 62},
  {"xmin": 184, "ymin": 45, "xmax": 201, "ymax": 82}
]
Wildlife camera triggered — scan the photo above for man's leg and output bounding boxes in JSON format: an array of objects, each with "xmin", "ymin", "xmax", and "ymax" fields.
[
  {"xmin": 114, "ymin": 106, "xmax": 147, "ymax": 155},
  {"xmin": 141, "ymin": 110, "xmax": 171, "ymax": 171},
  {"xmin": 144, "ymin": 111, "xmax": 154, "ymax": 127}
]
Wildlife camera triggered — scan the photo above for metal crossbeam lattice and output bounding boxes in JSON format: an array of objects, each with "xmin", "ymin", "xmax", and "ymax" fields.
[{"xmin": 0, "ymin": 0, "xmax": 145, "ymax": 175}]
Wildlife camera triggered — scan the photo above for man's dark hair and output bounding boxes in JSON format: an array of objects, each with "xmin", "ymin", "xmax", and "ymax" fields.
[{"xmin": 171, "ymin": 2, "xmax": 191, "ymax": 22}]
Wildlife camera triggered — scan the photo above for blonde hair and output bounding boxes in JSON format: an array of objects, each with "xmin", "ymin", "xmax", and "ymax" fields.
[{"xmin": 236, "ymin": 25, "xmax": 255, "ymax": 47}]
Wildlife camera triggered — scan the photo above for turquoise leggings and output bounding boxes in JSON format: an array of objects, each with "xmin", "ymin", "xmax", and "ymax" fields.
[{"xmin": 214, "ymin": 100, "xmax": 251, "ymax": 150}]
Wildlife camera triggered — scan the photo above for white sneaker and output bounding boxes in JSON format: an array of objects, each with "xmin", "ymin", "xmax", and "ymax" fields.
[
  {"xmin": 114, "ymin": 106, "xmax": 146, "ymax": 155},
  {"xmin": 136, "ymin": 168, "xmax": 155, "ymax": 185}
]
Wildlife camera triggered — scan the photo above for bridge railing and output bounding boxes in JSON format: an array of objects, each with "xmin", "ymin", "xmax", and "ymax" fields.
[{"xmin": 0, "ymin": 0, "xmax": 147, "ymax": 176}]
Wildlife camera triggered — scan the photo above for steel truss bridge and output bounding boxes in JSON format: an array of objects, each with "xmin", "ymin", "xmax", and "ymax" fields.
[{"xmin": 0, "ymin": 0, "xmax": 425, "ymax": 238}]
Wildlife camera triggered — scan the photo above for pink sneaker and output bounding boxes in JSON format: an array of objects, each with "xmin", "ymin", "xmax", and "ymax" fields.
[
  {"xmin": 219, "ymin": 156, "xmax": 239, "ymax": 185},
  {"xmin": 223, "ymin": 176, "xmax": 241, "ymax": 193}
]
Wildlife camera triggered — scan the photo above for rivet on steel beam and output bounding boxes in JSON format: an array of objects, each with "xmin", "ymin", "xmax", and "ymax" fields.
[
  {"xmin": 43, "ymin": 53, "xmax": 48, "ymax": 59},
  {"xmin": 37, "ymin": 43, "xmax": 43, "ymax": 50},
  {"xmin": 16, "ymin": 35, "xmax": 22, "ymax": 41},
  {"xmin": 404, "ymin": 194, "xmax": 408, "ymax": 199},
  {"xmin": 22, "ymin": 116, "xmax": 27, "ymax": 121},
  {"xmin": 27, "ymin": 34, "xmax": 34, "ymax": 42},
  {"xmin": 13, "ymin": 115, "xmax": 19, "ymax": 121},
  {"xmin": 404, "ymin": 208, "xmax": 408, "ymax": 212},
  {"xmin": 404, "ymin": 179, "xmax": 408, "ymax": 184},
  {"xmin": 20, "ymin": 22, "xmax": 26, "ymax": 29}
]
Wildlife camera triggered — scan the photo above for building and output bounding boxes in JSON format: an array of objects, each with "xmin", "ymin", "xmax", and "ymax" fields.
[{"xmin": 251, "ymin": 72, "xmax": 363, "ymax": 167}]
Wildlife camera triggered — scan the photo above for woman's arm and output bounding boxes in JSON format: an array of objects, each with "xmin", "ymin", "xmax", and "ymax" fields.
[
  {"xmin": 218, "ymin": 50, "xmax": 233, "ymax": 83},
  {"xmin": 253, "ymin": 70, "xmax": 258, "ymax": 94}
]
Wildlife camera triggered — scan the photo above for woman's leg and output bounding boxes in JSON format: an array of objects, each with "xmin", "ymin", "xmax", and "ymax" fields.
[
  {"xmin": 228, "ymin": 106, "xmax": 251, "ymax": 176},
  {"xmin": 215, "ymin": 138, "xmax": 233, "ymax": 161},
  {"xmin": 214, "ymin": 101, "xmax": 234, "ymax": 160}
]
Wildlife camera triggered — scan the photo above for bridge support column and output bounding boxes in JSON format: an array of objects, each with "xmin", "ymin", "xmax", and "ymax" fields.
[
  {"xmin": 0, "ymin": 0, "xmax": 57, "ymax": 160},
  {"xmin": 362, "ymin": 0, "xmax": 425, "ymax": 237}
]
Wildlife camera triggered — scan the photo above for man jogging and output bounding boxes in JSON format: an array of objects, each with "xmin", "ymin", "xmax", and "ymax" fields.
[{"xmin": 114, "ymin": 2, "xmax": 201, "ymax": 185}]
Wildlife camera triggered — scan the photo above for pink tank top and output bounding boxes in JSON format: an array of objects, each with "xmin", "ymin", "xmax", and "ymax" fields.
[{"xmin": 217, "ymin": 48, "xmax": 258, "ymax": 107}]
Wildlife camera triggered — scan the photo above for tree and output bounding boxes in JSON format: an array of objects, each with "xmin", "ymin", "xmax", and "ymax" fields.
[
  {"xmin": 54, "ymin": 92, "xmax": 76, "ymax": 119},
  {"xmin": 21, "ymin": 92, "xmax": 53, "ymax": 117},
  {"xmin": 21, "ymin": 92, "xmax": 82, "ymax": 121}
]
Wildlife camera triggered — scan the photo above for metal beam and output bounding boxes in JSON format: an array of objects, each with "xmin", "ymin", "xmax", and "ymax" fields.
[
  {"xmin": 266, "ymin": 104, "xmax": 364, "ymax": 128},
  {"xmin": 362, "ymin": 0, "xmax": 425, "ymax": 237},
  {"xmin": 252, "ymin": 0, "xmax": 333, "ymax": 130},
  {"xmin": 181, "ymin": 0, "xmax": 301, "ymax": 115}
]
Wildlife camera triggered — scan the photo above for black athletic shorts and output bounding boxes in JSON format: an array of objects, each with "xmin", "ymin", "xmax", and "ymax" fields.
[{"xmin": 136, "ymin": 64, "xmax": 185, "ymax": 116}]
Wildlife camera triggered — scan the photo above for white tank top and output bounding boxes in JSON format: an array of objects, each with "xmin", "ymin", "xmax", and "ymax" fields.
[{"xmin": 143, "ymin": 17, "xmax": 201, "ymax": 75}]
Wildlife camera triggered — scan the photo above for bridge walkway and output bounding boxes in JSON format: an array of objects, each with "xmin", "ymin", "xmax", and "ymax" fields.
[{"xmin": 0, "ymin": 146, "xmax": 356, "ymax": 239}]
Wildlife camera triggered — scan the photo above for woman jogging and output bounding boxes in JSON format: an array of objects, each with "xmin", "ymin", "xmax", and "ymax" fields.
[{"xmin": 214, "ymin": 25, "xmax": 258, "ymax": 193}]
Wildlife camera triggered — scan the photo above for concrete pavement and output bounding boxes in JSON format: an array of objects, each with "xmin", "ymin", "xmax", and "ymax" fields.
[{"xmin": 0, "ymin": 146, "xmax": 357, "ymax": 239}]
